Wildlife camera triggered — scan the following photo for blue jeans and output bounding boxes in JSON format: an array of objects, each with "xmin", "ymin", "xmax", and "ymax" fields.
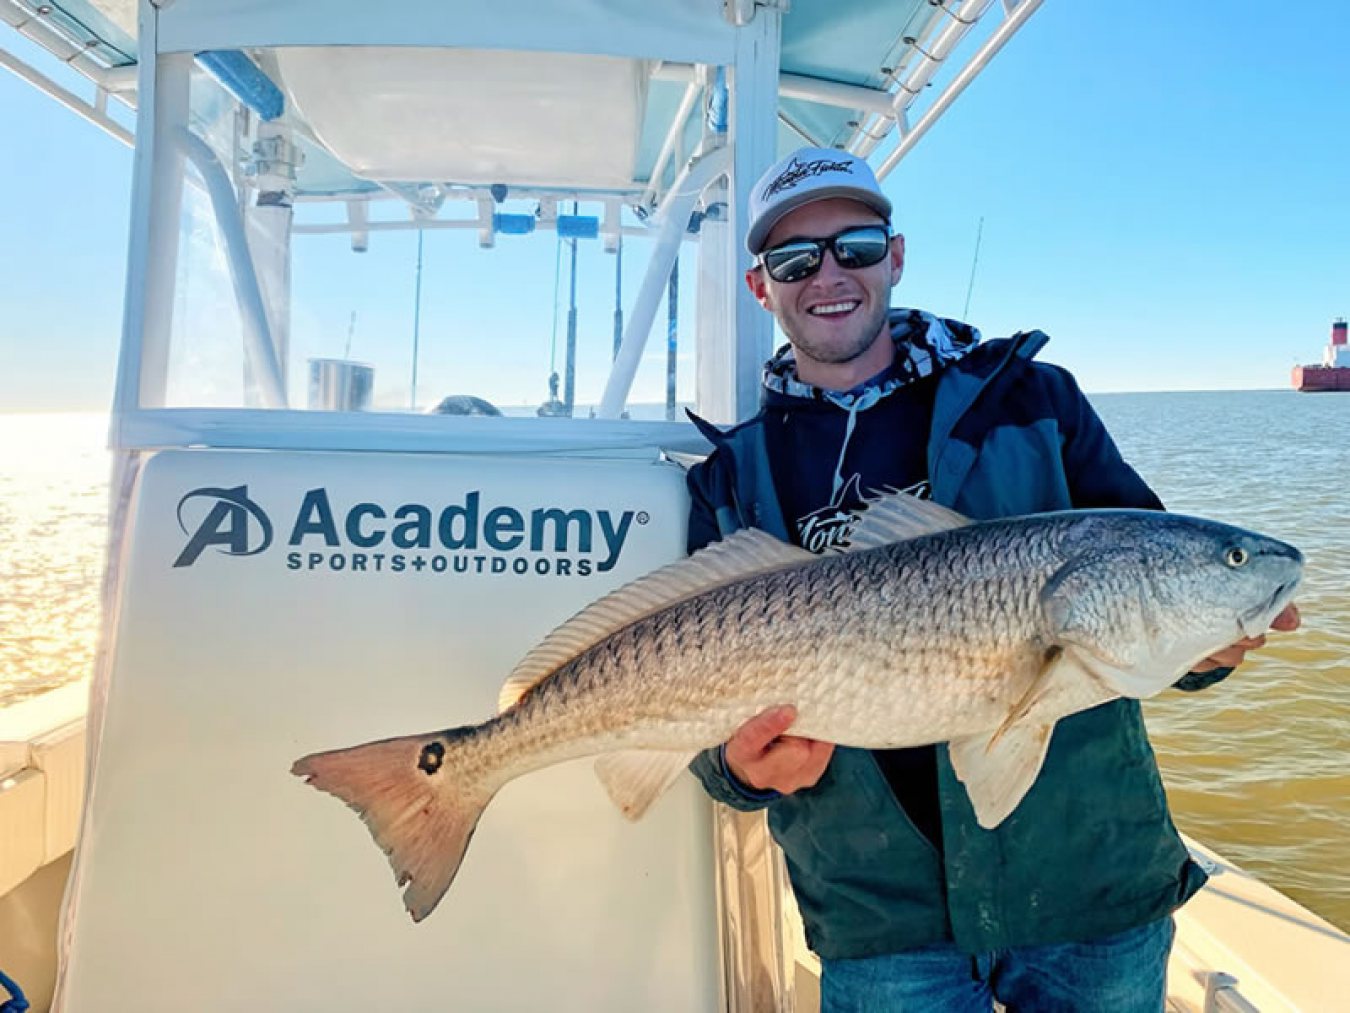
[{"xmin": 820, "ymin": 916, "xmax": 1175, "ymax": 1012}]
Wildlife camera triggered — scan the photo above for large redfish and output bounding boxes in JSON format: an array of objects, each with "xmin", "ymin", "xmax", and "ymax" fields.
[{"xmin": 293, "ymin": 494, "xmax": 1301, "ymax": 921}]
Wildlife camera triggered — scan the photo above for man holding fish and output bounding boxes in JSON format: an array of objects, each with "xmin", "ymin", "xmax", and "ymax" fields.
[
  {"xmin": 293, "ymin": 148, "xmax": 1302, "ymax": 1013},
  {"xmin": 684, "ymin": 147, "xmax": 1301, "ymax": 1011}
]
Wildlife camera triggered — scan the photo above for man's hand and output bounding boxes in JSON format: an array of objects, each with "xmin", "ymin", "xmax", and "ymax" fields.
[
  {"xmin": 1193, "ymin": 603, "xmax": 1301, "ymax": 671},
  {"xmin": 725, "ymin": 705, "xmax": 834, "ymax": 795}
]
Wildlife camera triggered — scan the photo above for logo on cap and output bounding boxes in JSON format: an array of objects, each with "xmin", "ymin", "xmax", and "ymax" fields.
[{"xmin": 763, "ymin": 156, "xmax": 856, "ymax": 199}]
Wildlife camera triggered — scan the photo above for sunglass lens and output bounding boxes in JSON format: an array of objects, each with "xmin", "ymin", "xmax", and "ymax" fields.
[
  {"xmin": 765, "ymin": 243, "xmax": 823, "ymax": 284},
  {"xmin": 833, "ymin": 228, "xmax": 890, "ymax": 269}
]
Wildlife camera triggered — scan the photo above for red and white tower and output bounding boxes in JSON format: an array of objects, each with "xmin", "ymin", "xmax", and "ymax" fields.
[{"xmin": 1322, "ymin": 318, "xmax": 1350, "ymax": 368}]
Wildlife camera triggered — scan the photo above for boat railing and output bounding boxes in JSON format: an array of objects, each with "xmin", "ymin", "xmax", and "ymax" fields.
[{"xmin": 1201, "ymin": 972, "xmax": 1260, "ymax": 1013}]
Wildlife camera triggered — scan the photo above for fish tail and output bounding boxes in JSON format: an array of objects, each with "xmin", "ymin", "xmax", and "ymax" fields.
[{"xmin": 292, "ymin": 726, "xmax": 494, "ymax": 922}]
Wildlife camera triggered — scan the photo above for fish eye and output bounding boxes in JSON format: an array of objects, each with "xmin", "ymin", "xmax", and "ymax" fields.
[{"xmin": 1225, "ymin": 546, "xmax": 1249, "ymax": 567}]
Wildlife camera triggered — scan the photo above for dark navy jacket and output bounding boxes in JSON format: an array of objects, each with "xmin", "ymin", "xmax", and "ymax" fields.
[{"xmin": 685, "ymin": 322, "xmax": 1209, "ymax": 959}]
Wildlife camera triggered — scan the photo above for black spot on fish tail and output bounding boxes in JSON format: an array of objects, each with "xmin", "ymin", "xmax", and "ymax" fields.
[
  {"xmin": 416, "ymin": 726, "xmax": 479, "ymax": 776},
  {"xmin": 417, "ymin": 741, "xmax": 445, "ymax": 775},
  {"xmin": 1043, "ymin": 644, "xmax": 1063, "ymax": 665}
]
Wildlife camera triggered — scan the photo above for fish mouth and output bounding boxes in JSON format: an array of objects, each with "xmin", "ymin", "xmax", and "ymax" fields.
[{"xmin": 1239, "ymin": 577, "xmax": 1300, "ymax": 639}]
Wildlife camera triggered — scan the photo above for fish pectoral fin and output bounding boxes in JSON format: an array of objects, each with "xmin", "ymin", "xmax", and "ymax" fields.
[
  {"xmin": 840, "ymin": 488, "xmax": 970, "ymax": 553},
  {"xmin": 594, "ymin": 749, "xmax": 699, "ymax": 821},
  {"xmin": 947, "ymin": 720, "xmax": 1056, "ymax": 830},
  {"xmin": 987, "ymin": 647, "xmax": 1062, "ymax": 751}
]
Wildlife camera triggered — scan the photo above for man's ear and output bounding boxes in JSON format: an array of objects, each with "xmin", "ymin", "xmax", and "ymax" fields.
[
  {"xmin": 745, "ymin": 266, "xmax": 773, "ymax": 310},
  {"xmin": 889, "ymin": 234, "xmax": 906, "ymax": 288}
]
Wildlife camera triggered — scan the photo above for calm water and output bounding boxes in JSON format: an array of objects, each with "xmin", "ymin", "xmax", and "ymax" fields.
[
  {"xmin": 1091, "ymin": 391, "xmax": 1350, "ymax": 933},
  {"xmin": 1, "ymin": 393, "xmax": 1347, "ymax": 930}
]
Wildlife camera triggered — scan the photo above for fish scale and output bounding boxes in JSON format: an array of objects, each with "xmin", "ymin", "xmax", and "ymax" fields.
[
  {"xmin": 470, "ymin": 531, "xmax": 1056, "ymax": 768},
  {"xmin": 293, "ymin": 500, "xmax": 1303, "ymax": 921}
]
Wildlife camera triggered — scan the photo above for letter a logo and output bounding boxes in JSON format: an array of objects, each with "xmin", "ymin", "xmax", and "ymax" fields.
[{"xmin": 174, "ymin": 485, "xmax": 273, "ymax": 567}]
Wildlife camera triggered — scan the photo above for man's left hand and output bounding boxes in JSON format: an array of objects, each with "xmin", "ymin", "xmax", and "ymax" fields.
[{"xmin": 1192, "ymin": 603, "xmax": 1301, "ymax": 671}]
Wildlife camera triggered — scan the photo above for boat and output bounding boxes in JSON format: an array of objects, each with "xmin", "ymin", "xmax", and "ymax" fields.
[
  {"xmin": 2, "ymin": 1, "xmax": 1347, "ymax": 1010},
  {"xmin": 1292, "ymin": 319, "xmax": 1350, "ymax": 391}
]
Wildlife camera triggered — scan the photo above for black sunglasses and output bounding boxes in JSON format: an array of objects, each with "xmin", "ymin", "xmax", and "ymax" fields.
[{"xmin": 758, "ymin": 224, "xmax": 893, "ymax": 284}]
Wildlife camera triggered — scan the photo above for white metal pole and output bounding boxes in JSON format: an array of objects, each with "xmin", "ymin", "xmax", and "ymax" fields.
[
  {"xmin": 411, "ymin": 228, "xmax": 424, "ymax": 410},
  {"xmin": 244, "ymin": 121, "xmax": 297, "ymax": 406},
  {"xmin": 895, "ymin": 0, "xmax": 997, "ymax": 101},
  {"xmin": 639, "ymin": 78, "xmax": 702, "ymax": 210},
  {"xmin": 652, "ymin": 62, "xmax": 895, "ymax": 121},
  {"xmin": 0, "ymin": 48, "xmax": 134, "ymax": 146},
  {"xmin": 778, "ymin": 73, "xmax": 895, "ymax": 117},
  {"xmin": 244, "ymin": 199, "xmax": 294, "ymax": 404},
  {"xmin": 852, "ymin": 0, "xmax": 992, "ymax": 159},
  {"xmin": 178, "ymin": 129, "xmax": 288, "ymax": 408},
  {"xmin": 117, "ymin": 50, "xmax": 189, "ymax": 412},
  {"xmin": 595, "ymin": 147, "xmax": 730, "ymax": 419},
  {"xmin": 875, "ymin": 0, "xmax": 1045, "ymax": 180},
  {"xmin": 694, "ymin": 200, "xmax": 732, "ymax": 423},
  {"xmin": 727, "ymin": 8, "xmax": 781, "ymax": 422}
]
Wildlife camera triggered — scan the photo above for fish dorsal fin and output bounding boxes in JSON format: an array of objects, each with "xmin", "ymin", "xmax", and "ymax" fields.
[
  {"xmin": 840, "ymin": 488, "xmax": 971, "ymax": 553},
  {"xmin": 497, "ymin": 528, "xmax": 814, "ymax": 712}
]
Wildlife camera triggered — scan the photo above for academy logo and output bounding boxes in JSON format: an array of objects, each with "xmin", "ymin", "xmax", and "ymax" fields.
[
  {"xmin": 172, "ymin": 485, "xmax": 644, "ymax": 579},
  {"xmin": 174, "ymin": 486, "xmax": 274, "ymax": 567}
]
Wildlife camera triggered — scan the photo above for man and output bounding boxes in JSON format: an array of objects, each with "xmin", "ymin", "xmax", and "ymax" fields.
[{"xmin": 685, "ymin": 146, "xmax": 1299, "ymax": 1012}]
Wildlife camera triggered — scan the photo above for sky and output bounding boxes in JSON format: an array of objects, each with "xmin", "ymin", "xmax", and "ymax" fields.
[{"xmin": 1, "ymin": 3, "xmax": 1348, "ymax": 412}]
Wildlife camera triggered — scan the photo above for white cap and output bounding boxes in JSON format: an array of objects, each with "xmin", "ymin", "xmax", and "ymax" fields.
[{"xmin": 745, "ymin": 147, "xmax": 892, "ymax": 255}]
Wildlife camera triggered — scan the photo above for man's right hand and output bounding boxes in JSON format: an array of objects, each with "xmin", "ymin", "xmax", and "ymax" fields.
[{"xmin": 725, "ymin": 705, "xmax": 835, "ymax": 795}]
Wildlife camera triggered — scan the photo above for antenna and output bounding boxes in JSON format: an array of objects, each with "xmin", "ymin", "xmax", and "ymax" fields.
[
  {"xmin": 563, "ymin": 200, "xmax": 579, "ymax": 416},
  {"xmin": 344, "ymin": 311, "xmax": 356, "ymax": 359},
  {"xmin": 667, "ymin": 257, "xmax": 678, "ymax": 420},
  {"xmin": 613, "ymin": 237, "xmax": 624, "ymax": 362},
  {"xmin": 410, "ymin": 229, "xmax": 424, "ymax": 410},
  {"xmin": 537, "ymin": 230, "xmax": 569, "ymax": 417},
  {"xmin": 962, "ymin": 216, "xmax": 984, "ymax": 320}
]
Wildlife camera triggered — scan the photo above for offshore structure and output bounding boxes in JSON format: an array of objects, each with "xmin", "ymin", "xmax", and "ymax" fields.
[{"xmin": 1292, "ymin": 318, "xmax": 1350, "ymax": 391}]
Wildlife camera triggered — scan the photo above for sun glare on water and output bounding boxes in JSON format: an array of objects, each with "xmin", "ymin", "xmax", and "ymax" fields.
[{"xmin": 0, "ymin": 412, "xmax": 111, "ymax": 707}]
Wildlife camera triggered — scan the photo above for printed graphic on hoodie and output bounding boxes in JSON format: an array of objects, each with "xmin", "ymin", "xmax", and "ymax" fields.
[{"xmin": 796, "ymin": 475, "xmax": 931, "ymax": 554}]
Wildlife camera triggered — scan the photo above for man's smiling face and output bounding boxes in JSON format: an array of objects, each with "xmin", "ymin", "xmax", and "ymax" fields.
[{"xmin": 746, "ymin": 197, "xmax": 905, "ymax": 391}]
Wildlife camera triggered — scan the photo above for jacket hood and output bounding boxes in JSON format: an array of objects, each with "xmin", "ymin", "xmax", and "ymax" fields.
[
  {"xmin": 754, "ymin": 309, "xmax": 980, "ymax": 504},
  {"xmin": 762, "ymin": 308, "xmax": 980, "ymax": 409}
]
